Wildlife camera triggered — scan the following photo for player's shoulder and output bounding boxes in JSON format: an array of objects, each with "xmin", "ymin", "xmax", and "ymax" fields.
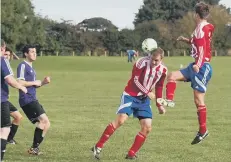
[
  {"xmin": 194, "ymin": 22, "xmax": 214, "ymax": 38},
  {"xmin": 135, "ymin": 56, "xmax": 150, "ymax": 68},
  {"xmin": 17, "ymin": 61, "xmax": 28, "ymax": 70},
  {"xmin": 159, "ymin": 62, "xmax": 168, "ymax": 73}
]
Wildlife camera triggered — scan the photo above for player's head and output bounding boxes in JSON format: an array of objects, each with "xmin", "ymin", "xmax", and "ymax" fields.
[
  {"xmin": 194, "ymin": 2, "xmax": 209, "ymax": 22},
  {"xmin": 4, "ymin": 47, "xmax": 12, "ymax": 60},
  {"xmin": 150, "ymin": 47, "xmax": 164, "ymax": 67},
  {"xmin": 1, "ymin": 39, "xmax": 6, "ymax": 55},
  {"xmin": 23, "ymin": 45, "xmax": 37, "ymax": 62}
]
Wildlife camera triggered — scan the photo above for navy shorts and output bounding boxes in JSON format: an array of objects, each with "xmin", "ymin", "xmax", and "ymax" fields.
[{"xmin": 180, "ymin": 63, "xmax": 212, "ymax": 93}]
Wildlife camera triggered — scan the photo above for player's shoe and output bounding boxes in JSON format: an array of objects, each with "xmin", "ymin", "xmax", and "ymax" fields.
[
  {"xmin": 91, "ymin": 146, "xmax": 102, "ymax": 160},
  {"xmin": 191, "ymin": 130, "xmax": 209, "ymax": 145},
  {"xmin": 7, "ymin": 139, "xmax": 17, "ymax": 145},
  {"xmin": 157, "ymin": 98, "xmax": 175, "ymax": 108},
  {"xmin": 125, "ymin": 154, "xmax": 138, "ymax": 160},
  {"xmin": 28, "ymin": 147, "xmax": 42, "ymax": 155}
]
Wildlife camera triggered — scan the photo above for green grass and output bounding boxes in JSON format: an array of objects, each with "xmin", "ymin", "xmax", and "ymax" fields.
[{"xmin": 5, "ymin": 56, "xmax": 231, "ymax": 162}]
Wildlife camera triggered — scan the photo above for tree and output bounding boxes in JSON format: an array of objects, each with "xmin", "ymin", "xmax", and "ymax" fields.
[{"xmin": 134, "ymin": 0, "xmax": 220, "ymax": 26}]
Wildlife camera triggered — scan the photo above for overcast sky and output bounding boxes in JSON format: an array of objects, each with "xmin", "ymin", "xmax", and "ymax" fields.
[{"xmin": 32, "ymin": 0, "xmax": 231, "ymax": 29}]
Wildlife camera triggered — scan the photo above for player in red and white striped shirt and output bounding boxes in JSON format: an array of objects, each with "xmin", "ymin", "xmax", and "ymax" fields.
[
  {"xmin": 91, "ymin": 48, "xmax": 167, "ymax": 160},
  {"xmin": 157, "ymin": 2, "xmax": 214, "ymax": 145}
]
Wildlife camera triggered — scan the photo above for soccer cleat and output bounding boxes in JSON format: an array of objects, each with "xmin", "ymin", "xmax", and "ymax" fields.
[
  {"xmin": 125, "ymin": 154, "xmax": 138, "ymax": 160},
  {"xmin": 91, "ymin": 146, "xmax": 102, "ymax": 160},
  {"xmin": 28, "ymin": 147, "xmax": 42, "ymax": 155},
  {"xmin": 7, "ymin": 139, "xmax": 17, "ymax": 145},
  {"xmin": 191, "ymin": 131, "xmax": 209, "ymax": 145},
  {"xmin": 157, "ymin": 98, "xmax": 175, "ymax": 108}
]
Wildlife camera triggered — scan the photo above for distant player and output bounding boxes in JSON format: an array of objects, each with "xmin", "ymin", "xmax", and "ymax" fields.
[
  {"xmin": 157, "ymin": 2, "xmax": 214, "ymax": 144},
  {"xmin": 1, "ymin": 39, "xmax": 27, "ymax": 161},
  {"xmin": 3, "ymin": 47, "xmax": 23, "ymax": 144},
  {"xmin": 92, "ymin": 48, "xmax": 167, "ymax": 160},
  {"xmin": 127, "ymin": 50, "xmax": 137, "ymax": 63},
  {"xmin": 17, "ymin": 45, "xmax": 51, "ymax": 155}
]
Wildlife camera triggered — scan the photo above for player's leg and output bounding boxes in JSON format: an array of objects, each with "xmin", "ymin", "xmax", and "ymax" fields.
[
  {"xmin": 92, "ymin": 114, "xmax": 129, "ymax": 159},
  {"xmin": 21, "ymin": 101, "xmax": 49, "ymax": 155},
  {"xmin": 191, "ymin": 63, "xmax": 212, "ymax": 145},
  {"xmin": 7, "ymin": 102, "xmax": 23, "ymax": 144},
  {"xmin": 191, "ymin": 90, "xmax": 209, "ymax": 145},
  {"xmin": 126, "ymin": 118, "xmax": 152, "ymax": 159},
  {"xmin": 126, "ymin": 98, "xmax": 152, "ymax": 159},
  {"xmin": 1, "ymin": 102, "xmax": 11, "ymax": 161},
  {"xmin": 157, "ymin": 64, "xmax": 191, "ymax": 107},
  {"xmin": 92, "ymin": 93, "xmax": 133, "ymax": 159}
]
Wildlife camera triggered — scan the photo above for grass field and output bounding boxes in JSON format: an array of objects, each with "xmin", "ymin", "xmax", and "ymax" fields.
[{"xmin": 5, "ymin": 56, "xmax": 231, "ymax": 162}]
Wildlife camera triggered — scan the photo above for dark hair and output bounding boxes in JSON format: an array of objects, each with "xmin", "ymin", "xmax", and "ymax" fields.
[
  {"xmin": 195, "ymin": 2, "xmax": 210, "ymax": 19},
  {"xmin": 22, "ymin": 45, "xmax": 36, "ymax": 58},
  {"xmin": 5, "ymin": 47, "xmax": 12, "ymax": 54}
]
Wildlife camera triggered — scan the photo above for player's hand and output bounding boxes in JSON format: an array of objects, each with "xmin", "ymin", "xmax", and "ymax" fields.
[
  {"xmin": 43, "ymin": 76, "xmax": 51, "ymax": 84},
  {"xmin": 177, "ymin": 36, "xmax": 186, "ymax": 41},
  {"xmin": 34, "ymin": 80, "xmax": 42, "ymax": 87},
  {"xmin": 20, "ymin": 86, "xmax": 27, "ymax": 94},
  {"xmin": 158, "ymin": 106, "xmax": 166, "ymax": 114},
  {"xmin": 193, "ymin": 64, "xmax": 200, "ymax": 73},
  {"xmin": 147, "ymin": 92, "xmax": 155, "ymax": 100}
]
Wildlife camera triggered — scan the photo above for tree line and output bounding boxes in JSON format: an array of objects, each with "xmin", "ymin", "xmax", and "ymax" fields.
[{"xmin": 1, "ymin": 0, "xmax": 231, "ymax": 56}]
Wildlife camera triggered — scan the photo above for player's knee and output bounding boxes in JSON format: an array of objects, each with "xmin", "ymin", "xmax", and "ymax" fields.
[
  {"xmin": 141, "ymin": 125, "xmax": 152, "ymax": 135},
  {"xmin": 15, "ymin": 114, "xmax": 23, "ymax": 123},
  {"xmin": 167, "ymin": 72, "xmax": 176, "ymax": 81},
  {"xmin": 43, "ymin": 118, "xmax": 50, "ymax": 129},
  {"xmin": 194, "ymin": 97, "xmax": 205, "ymax": 106}
]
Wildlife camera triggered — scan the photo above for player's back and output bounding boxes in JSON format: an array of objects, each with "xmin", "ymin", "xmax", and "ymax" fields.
[{"xmin": 191, "ymin": 21, "xmax": 214, "ymax": 63}]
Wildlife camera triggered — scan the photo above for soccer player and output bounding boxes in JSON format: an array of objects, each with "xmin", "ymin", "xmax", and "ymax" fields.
[
  {"xmin": 157, "ymin": 2, "xmax": 214, "ymax": 145},
  {"xmin": 17, "ymin": 45, "xmax": 51, "ymax": 155},
  {"xmin": 3, "ymin": 47, "xmax": 23, "ymax": 144},
  {"xmin": 92, "ymin": 48, "xmax": 167, "ymax": 160},
  {"xmin": 127, "ymin": 50, "xmax": 137, "ymax": 63},
  {"xmin": 1, "ymin": 39, "xmax": 27, "ymax": 161}
]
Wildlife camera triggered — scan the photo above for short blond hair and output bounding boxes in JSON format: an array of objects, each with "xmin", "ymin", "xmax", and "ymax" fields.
[{"xmin": 151, "ymin": 47, "xmax": 164, "ymax": 59}]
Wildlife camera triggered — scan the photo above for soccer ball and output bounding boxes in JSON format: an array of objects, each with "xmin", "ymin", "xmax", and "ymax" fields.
[{"xmin": 142, "ymin": 38, "xmax": 158, "ymax": 52}]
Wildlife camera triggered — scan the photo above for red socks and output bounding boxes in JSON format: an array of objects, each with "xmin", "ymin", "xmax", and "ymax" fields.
[
  {"xmin": 166, "ymin": 81, "xmax": 176, "ymax": 100},
  {"xmin": 128, "ymin": 132, "xmax": 146, "ymax": 157},
  {"xmin": 96, "ymin": 123, "xmax": 115, "ymax": 148},
  {"xmin": 197, "ymin": 105, "xmax": 207, "ymax": 134}
]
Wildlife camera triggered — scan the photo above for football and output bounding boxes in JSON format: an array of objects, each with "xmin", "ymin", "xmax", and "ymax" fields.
[{"xmin": 142, "ymin": 38, "xmax": 158, "ymax": 53}]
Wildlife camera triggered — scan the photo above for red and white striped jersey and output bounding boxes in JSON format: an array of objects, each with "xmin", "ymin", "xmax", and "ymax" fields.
[
  {"xmin": 190, "ymin": 21, "xmax": 214, "ymax": 68},
  {"xmin": 124, "ymin": 56, "xmax": 167, "ymax": 98}
]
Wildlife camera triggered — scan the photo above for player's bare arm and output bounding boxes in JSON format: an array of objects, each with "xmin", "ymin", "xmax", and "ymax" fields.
[
  {"xmin": 5, "ymin": 76, "xmax": 27, "ymax": 93},
  {"xmin": 18, "ymin": 79, "xmax": 42, "ymax": 87},
  {"xmin": 177, "ymin": 36, "xmax": 190, "ymax": 43}
]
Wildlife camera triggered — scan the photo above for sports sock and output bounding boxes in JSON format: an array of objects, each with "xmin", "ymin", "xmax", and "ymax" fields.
[
  {"xmin": 128, "ymin": 132, "xmax": 146, "ymax": 157},
  {"xmin": 32, "ymin": 127, "xmax": 44, "ymax": 148},
  {"xmin": 7, "ymin": 124, "xmax": 19, "ymax": 141},
  {"xmin": 197, "ymin": 105, "xmax": 207, "ymax": 134},
  {"xmin": 96, "ymin": 123, "xmax": 115, "ymax": 148},
  {"xmin": 1, "ymin": 139, "xmax": 7, "ymax": 160},
  {"xmin": 166, "ymin": 81, "xmax": 176, "ymax": 101}
]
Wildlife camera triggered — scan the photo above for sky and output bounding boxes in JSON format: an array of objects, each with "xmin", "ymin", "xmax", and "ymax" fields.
[{"xmin": 32, "ymin": 0, "xmax": 231, "ymax": 29}]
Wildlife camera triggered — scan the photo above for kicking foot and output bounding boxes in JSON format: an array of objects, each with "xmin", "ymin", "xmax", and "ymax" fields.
[{"xmin": 157, "ymin": 98, "xmax": 175, "ymax": 108}]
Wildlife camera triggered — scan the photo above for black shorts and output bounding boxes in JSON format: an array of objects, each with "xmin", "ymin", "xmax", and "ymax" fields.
[
  {"xmin": 9, "ymin": 101, "xmax": 18, "ymax": 112},
  {"xmin": 21, "ymin": 101, "xmax": 46, "ymax": 124},
  {"xmin": 1, "ymin": 102, "xmax": 11, "ymax": 128}
]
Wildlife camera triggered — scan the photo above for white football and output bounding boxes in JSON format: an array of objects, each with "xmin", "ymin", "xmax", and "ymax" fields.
[{"xmin": 142, "ymin": 38, "xmax": 158, "ymax": 52}]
